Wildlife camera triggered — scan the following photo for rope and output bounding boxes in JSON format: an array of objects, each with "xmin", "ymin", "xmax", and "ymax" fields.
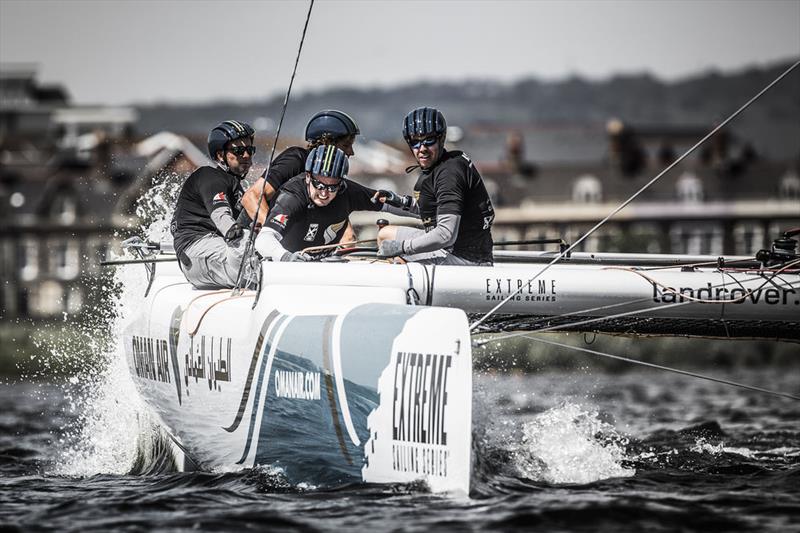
[
  {"xmin": 605, "ymin": 258, "xmax": 800, "ymax": 304},
  {"xmin": 234, "ymin": 0, "xmax": 316, "ymax": 292},
  {"xmin": 469, "ymin": 59, "xmax": 800, "ymax": 332},
  {"xmin": 523, "ymin": 335, "xmax": 800, "ymax": 401},
  {"xmin": 185, "ymin": 291, "xmax": 255, "ymax": 338}
]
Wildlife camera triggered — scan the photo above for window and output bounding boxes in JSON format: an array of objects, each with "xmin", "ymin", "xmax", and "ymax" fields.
[
  {"xmin": 572, "ymin": 175, "xmax": 602, "ymax": 204},
  {"xmin": 733, "ymin": 223, "xmax": 765, "ymax": 255},
  {"xmin": 670, "ymin": 223, "xmax": 723, "ymax": 255},
  {"xmin": 66, "ymin": 286, "xmax": 83, "ymax": 315},
  {"xmin": 18, "ymin": 238, "xmax": 38, "ymax": 282},
  {"xmin": 50, "ymin": 239, "xmax": 81, "ymax": 280},
  {"xmin": 51, "ymin": 194, "xmax": 78, "ymax": 225},
  {"xmin": 30, "ymin": 280, "xmax": 64, "ymax": 318},
  {"xmin": 779, "ymin": 171, "xmax": 800, "ymax": 200},
  {"xmin": 676, "ymin": 172, "xmax": 703, "ymax": 203}
]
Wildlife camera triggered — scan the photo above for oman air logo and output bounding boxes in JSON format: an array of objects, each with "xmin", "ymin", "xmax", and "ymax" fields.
[
  {"xmin": 212, "ymin": 192, "xmax": 226, "ymax": 202},
  {"xmin": 304, "ymin": 223, "xmax": 319, "ymax": 242},
  {"xmin": 272, "ymin": 214, "xmax": 289, "ymax": 228}
]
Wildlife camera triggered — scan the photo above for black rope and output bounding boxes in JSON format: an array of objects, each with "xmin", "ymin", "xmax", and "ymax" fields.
[{"xmin": 233, "ymin": 0, "xmax": 315, "ymax": 292}]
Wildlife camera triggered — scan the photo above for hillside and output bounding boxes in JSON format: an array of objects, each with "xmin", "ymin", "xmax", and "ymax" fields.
[{"xmin": 135, "ymin": 59, "xmax": 800, "ymax": 160}]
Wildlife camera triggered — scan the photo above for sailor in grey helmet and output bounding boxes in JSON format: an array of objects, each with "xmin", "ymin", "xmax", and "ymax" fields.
[
  {"xmin": 170, "ymin": 120, "xmax": 261, "ymax": 288},
  {"xmin": 255, "ymin": 145, "xmax": 416, "ymax": 262},
  {"xmin": 240, "ymin": 109, "xmax": 360, "ymax": 223},
  {"xmin": 376, "ymin": 107, "xmax": 495, "ymax": 265}
]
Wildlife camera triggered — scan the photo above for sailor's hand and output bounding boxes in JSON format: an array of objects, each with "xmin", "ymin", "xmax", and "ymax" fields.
[
  {"xmin": 281, "ymin": 251, "xmax": 312, "ymax": 262},
  {"xmin": 372, "ymin": 190, "xmax": 413, "ymax": 210},
  {"xmin": 377, "ymin": 240, "xmax": 405, "ymax": 258},
  {"xmin": 224, "ymin": 223, "xmax": 244, "ymax": 242}
]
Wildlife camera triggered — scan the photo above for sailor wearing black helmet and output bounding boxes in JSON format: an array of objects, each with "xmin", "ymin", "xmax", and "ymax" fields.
[
  {"xmin": 254, "ymin": 145, "xmax": 415, "ymax": 262},
  {"xmin": 240, "ymin": 109, "xmax": 360, "ymax": 218},
  {"xmin": 170, "ymin": 120, "xmax": 260, "ymax": 288},
  {"xmin": 376, "ymin": 106, "xmax": 495, "ymax": 266}
]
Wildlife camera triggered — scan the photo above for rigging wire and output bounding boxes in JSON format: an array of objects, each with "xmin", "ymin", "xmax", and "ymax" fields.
[
  {"xmin": 523, "ymin": 335, "xmax": 800, "ymax": 401},
  {"xmin": 233, "ymin": 0, "xmax": 316, "ymax": 292},
  {"xmin": 469, "ymin": 59, "xmax": 800, "ymax": 332}
]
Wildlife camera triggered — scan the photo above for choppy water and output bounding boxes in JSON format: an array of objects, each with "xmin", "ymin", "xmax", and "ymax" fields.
[{"xmin": 2, "ymin": 366, "xmax": 798, "ymax": 532}]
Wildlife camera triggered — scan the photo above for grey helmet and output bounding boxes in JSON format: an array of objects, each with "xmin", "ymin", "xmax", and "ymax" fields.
[
  {"xmin": 402, "ymin": 107, "xmax": 446, "ymax": 143},
  {"xmin": 305, "ymin": 145, "xmax": 349, "ymax": 179},
  {"xmin": 207, "ymin": 120, "xmax": 255, "ymax": 160},
  {"xmin": 305, "ymin": 110, "xmax": 360, "ymax": 142}
]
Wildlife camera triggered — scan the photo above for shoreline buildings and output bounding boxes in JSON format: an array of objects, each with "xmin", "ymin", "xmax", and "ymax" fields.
[{"xmin": 1, "ymin": 67, "xmax": 798, "ymax": 321}]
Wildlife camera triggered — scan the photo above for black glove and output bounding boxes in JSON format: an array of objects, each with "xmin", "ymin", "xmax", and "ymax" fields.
[
  {"xmin": 236, "ymin": 208, "xmax": 254, "ymax": 227},
  {"xmin": 372, "ymin": 189, "xmax": 413, "ymax": 210},
  {"xmin": 224, "ymin": 223, "xmax": 244, "ymax": 242},
  {"xmin": 280, "ymin": 251, "xmax": 312, "ymax": 262}
]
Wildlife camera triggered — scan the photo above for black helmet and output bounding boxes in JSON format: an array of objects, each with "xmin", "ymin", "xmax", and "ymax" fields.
[
  {"xmin": 402, "ymin": 107, "xmax": 447, "ymax": 143},
  {"xmin": 305, "ymin": 110, "xmax": 360, "ymax": 142},
  {"xmin": 207, "ymin": 120, "xmax": 255, "ymax": 159},
  {"xmin": 305, "ymin": 145, "xmax": 349, "ymax": 179}
]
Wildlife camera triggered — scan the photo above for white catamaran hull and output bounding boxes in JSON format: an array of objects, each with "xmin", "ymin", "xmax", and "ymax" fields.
[
  {"xmin": 122, "ymin": 257, "xmax": 798, "ymax": 491},
  {"xmin": 123, "ymin": 264, "xmax": 473, "ymax": 492}
]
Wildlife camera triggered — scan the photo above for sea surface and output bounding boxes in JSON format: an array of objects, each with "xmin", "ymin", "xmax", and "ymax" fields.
[{"xmin": 2, "ymin": 366, "xmax": 799, "ymax": 532}]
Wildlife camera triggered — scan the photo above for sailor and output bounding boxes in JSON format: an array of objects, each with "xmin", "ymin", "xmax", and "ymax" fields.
[
  {"xmin": 240, "ymin": 109, "xmax": 361, "ymax": 239},
  {"xmin": 170, "ymin": 120, "xmax": 260, "ymax": 289},
  {"xmin": 254, "ymin": 145, "xmax": 415, "ymax": 261},
  {"xmin": 377, "ymin": 106, "xmax": 495, "ymax": 265}
]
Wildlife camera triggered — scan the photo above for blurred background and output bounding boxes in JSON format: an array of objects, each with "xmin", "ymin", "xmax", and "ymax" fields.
[{"xmin": 1, "ymin": 0, "xmax": 798, "ymax": 376}]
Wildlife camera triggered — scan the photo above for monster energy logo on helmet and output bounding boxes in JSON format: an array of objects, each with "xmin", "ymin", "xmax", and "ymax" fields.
[
  {"xmin": 402, "ymin": 107, "xmax": 447, "ymax": 143},
  {"xmin": 305, "ymin": 145, "xmax": 349, "ymax": 179}
]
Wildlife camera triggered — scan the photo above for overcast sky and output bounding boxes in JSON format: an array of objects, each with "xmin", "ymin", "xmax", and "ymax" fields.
[{"xmin": 1, "ymin": 0, "xmax": 798, "ymax": 106}]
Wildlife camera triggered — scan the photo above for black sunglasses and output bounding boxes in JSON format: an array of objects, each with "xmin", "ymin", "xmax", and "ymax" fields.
[
  {"xmin": 310, "ymin": 176, "xmax": 346, "ymax": 193},
  {"xmin": 408, "ymin": 137, "xmax": 439, "ymax": 149},
  {"xmin": 228, "ymin": 146, "xmax": 256, "ymax": 157}
]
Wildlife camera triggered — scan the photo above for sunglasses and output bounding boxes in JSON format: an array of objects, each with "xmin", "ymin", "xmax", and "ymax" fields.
[
  {"xmin": 409, "ymin": 137, "xmax": 438, "ymax": 149},
  {"xmin": 310, "ymin": 176, "xmax": 346, "ymax": 193},
  {"xmin": 228, "ymin": 146, "xmax": 256, "ymax": 157}
]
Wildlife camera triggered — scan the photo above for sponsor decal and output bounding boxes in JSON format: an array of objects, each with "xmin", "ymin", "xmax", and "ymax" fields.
[
  {"xmin": 390, "ymin": 351, "xmax": 452, "ymax": 477},
  {"xmin": 184, "ymin": 335, "xmax": 232, "ymax": 392},
  {"xmin": 653, "ymin": 284, "xmax": 798, "ymax": 305},
  {"xmin": 274, "ymin": 370, "xmax": 321, "ymax": 400},
  {"xmin": 132, "ymin": 335, "xmax": 171, "ymax": 384},
  {"xmin": 212, "ymin": 192, "xmax": 226, "ymax": 202},
  {"xmin": 485, "ymin": 277, "xmax": 557, "ymax": 302},
  {"xmin": 304, "ymin": 223, "xmax": 319, "ymax": 242},
  {"xmin": 324, "ymin": 220, "xmax": 347, "ymax": 244},
  {"xmin": 271, "ymin": 213, "xmax": 289, "ymax": 228}
]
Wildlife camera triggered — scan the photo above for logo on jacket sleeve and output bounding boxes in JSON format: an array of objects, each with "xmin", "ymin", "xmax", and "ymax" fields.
[
  {"xmin": 212, "ymin": 192, "xmax": 226, "ymax": 202},
  {"xmin": 271, "ymin": 214, "xmax": 289, "ymax": 228}
]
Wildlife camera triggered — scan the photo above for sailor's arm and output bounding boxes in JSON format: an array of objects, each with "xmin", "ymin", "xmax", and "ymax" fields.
[
  {"xmin": 404, "ymin": 213, "xmax": 460, "ymax": 254},
  {"xmin": 371, "ymin": 189, "xmax": 420, "ymax": 217},
  {"xmin": 241, "ymin": 177, "xmax": 273, "ymax": 224},
  {"xmin": 198, "ymin": 177, "xmax": 242, "ymax": 239},
  {"xmin": 377, "ymin": 214, "xmax": 460, "ymax": 257},
  {"xmin": 253, "ymin": 192, "xmax": 310, "ymax": 262},
  {"xmin": 255, "ymin": 228, "xmax": 290, "ymax": 262}
]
